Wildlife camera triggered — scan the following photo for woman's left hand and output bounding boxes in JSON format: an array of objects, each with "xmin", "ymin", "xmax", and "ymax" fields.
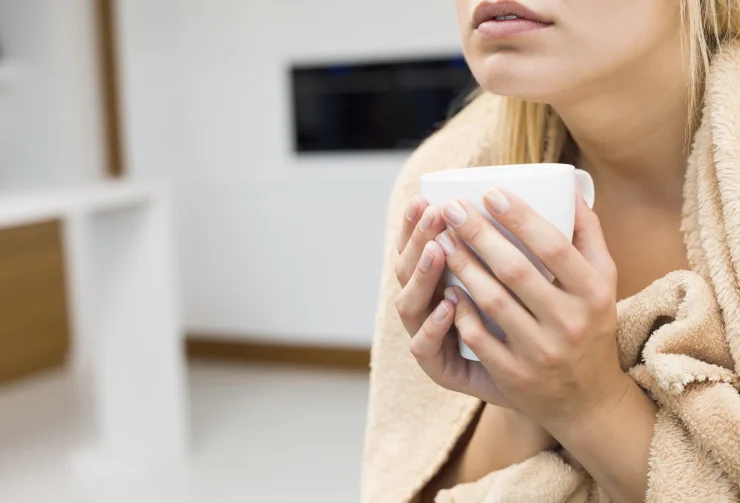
[{"xmin": 433, "ymin": 187, "xmax": 631, "ymax": 430}]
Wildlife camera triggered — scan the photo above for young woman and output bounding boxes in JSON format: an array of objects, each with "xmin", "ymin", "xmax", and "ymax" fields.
[{"xmin": 363, "ymin": 1, "xmax": 740, "ymax": 502}]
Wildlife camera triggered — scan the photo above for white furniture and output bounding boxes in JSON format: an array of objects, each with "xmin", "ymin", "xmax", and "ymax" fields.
[{"xmin": 0, "ymin": 181, "xmax": 188, "ymax": 477}]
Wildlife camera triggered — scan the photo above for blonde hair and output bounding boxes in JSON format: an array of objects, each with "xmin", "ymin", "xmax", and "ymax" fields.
[{"xmin": 493, "ymin": 0, "xmax": 740, "ymax": 165}]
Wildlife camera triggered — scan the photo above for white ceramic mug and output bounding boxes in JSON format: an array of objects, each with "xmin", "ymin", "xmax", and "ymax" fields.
[{"xmin": 419, "ymin": 163, "xmax": 595, "ymax": 361}]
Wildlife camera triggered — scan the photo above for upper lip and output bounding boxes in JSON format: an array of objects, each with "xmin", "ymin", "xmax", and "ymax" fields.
[{"xmin": 472, "ymin": 1, "xmax": 551, "ymax": 28}]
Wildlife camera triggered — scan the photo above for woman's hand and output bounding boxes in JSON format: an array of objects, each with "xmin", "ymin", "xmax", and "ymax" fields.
[
  {"xmin": 431, "ymin": 187, "xmax": 631, "ymax": 429},
  {"xmin": 393, "ymin": 195, "xmax": 449, "ymax": 337},
  {"xmin": 433, "ymin": 188, "xmax": 656, "ymax": 503},
  {"xmin": 394, "ymin": 195, "xmax": 511, "ymax": 405},
  {"xmin": 395, "ymin": 196, "xmax": 560, "ymax": 501}
]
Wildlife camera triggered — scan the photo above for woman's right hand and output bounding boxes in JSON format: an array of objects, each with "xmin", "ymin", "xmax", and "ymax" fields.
[
  {"xmin": 395, "ymin": 196, "xmax": 507, "ymax": 405},
  {"xmin": 394, "ymin": 194, "xmax": 558, "ymax": 418},
  {"xmin": 395, "ymin": 196, "xmax": 505, "ymax": 405},
  {"xmin": 394, "ymin": 196, "xmax": 508, "ymax": 405},
  {"xmin": 394, "ymin": 196, "xmax": 558, "ymax": 498},
  {"xmin": 393, "ymin": 196, "xmax": 449, "ymax": 337}
]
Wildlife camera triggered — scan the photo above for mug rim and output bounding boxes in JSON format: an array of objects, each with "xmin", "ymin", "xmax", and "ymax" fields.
[{"xmin": 420, "ymin": 163, "xmax": 575, "ymax": 183}]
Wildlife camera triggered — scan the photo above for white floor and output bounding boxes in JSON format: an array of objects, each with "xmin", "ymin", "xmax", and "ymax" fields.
[{"xmin": 0, "ymin": 362, "xmax": 370, "ymax": 503}]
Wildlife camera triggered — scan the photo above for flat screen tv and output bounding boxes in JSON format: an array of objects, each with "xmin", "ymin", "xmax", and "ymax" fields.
[{"xmin": 290, "ymin": 55, "xmax": 476, "ymax": 153}]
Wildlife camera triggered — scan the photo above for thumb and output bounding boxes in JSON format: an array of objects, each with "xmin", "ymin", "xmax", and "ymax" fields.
[{"xmin": 573, "ymin": 188, "xmax": 617, "ymax": 281}]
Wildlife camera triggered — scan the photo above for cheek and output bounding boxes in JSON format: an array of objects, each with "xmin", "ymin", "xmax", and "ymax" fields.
[{"xmin": 561, "ymin": 0, "xmax": 681, "ymax": 66}]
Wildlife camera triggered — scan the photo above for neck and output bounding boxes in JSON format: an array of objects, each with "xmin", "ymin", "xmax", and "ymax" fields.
[{"xmin": 552, "ymin": 42, "xmax": 691, "ymax": 208}]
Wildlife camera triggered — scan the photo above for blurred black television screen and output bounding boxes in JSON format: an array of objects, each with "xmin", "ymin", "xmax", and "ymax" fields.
[{"xmin": 291, "ymin": 55, "xmax": 476, "ymax": 153}]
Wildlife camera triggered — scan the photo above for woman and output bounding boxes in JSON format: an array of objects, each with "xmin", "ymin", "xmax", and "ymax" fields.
[{"xmin": 363, "ymin": 1, "xmax": 740, "ymax": 502}]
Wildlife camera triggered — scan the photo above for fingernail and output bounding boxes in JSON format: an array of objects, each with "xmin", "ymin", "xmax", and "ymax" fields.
[
  {"xmin": 436, "ymin": 231, "xmax": 457, "ymax": 256},
  {"xmin": 405, "ymin": 198, "xmax": 420, "ymax": 221},
  {"xmin": 418, "ymin": 207, "xmax": 435, "ymax": 232},
  {"xmin": 444, "ymin": 287, "xmax": 458, "ymax": 304},
  {"xmin": 433, "ymin": 301, "xmax": 450, "ymax": 322},
  {"xmin": 443, "ymin": 200, "xmax": 468, "ymax": 227},
  {"xmin": 419, "ymin": 244, "xmax": 434, "ymax": 272},
  {"xmin": 484, "ymin": 188, "xmax": 510, "ymax": 214}
]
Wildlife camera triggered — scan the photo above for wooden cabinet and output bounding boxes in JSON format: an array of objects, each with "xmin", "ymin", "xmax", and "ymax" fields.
[{"xmin": 0, "ymin": 221, "xmax": 69, "ymax": 383}]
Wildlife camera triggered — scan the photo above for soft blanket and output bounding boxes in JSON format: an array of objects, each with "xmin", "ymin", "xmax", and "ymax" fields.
[{"xmin": 362, "ymin": 41, "xmax": 740, "ymax": 503}]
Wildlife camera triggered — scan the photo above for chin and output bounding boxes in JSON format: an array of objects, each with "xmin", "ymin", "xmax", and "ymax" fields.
[{"xmin": 470, "ymin": 52, "xmax": 566, "ymax": 103}]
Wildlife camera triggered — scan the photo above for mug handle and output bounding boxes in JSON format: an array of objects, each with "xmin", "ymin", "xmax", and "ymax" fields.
[{"xmin": 575, "ymin": 169, "xmax": 595, "ymax": 209}]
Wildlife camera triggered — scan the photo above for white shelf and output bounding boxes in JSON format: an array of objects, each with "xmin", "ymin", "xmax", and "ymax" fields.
[
  {"xmin": 0, "ymin": 180, "xmax": 189, "ymax": 477},
  {"xmin": 0, "ymin": 181, "xmax": 165, "ymax": 228}
]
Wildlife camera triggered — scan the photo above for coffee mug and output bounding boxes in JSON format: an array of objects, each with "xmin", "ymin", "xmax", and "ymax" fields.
[{"xmin": 419, "ymin": 163, "xmax": 595, "ymax": 361}]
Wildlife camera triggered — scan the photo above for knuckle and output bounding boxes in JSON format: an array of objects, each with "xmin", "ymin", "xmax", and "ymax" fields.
[
  {"xmin": 447, "ymin": 252, "xmax": 472, "ymax": 278},
  {"xmin": 463, "ymin": 219, "xmax": 487, "ymax": 245},
  {"xmin": 590, "ymin": 286, "xmax": 614, "ymax": 314},
  {"xmin": 455, "ymin": 299, "xmax": 477, "ymax": 319},
  {"xmin": 413, "ymin": 271, "xmax": 430, "ymax": 291},
  {"xmin": 394, "ymin": 296, "xmax": 412, "ymax": 320},
  {"xmin": 509, "ymin": 370, "xmax": 535, "ymax": 393},
  {"xmin": 544, "ymin": 237, "xmax": 571, "ymax": 263},
  {"xmin": 452, "ymin": 255, "xmax": 470, "ymax": 274},
  {"xmin": 605, "ymin": 260, "xmax": 619, "ymax": 285},
  {"xmin": 408, "ymin": 230, "xmax": 424, "ymax": 249},
  {"xmin": 396, "ymin": 238, "xmax": 405, "ymax": 255},
  {"xmin": 394, "ymin": 260, "xmax": 403, "ymax": 279},
  {"xmin": 479, "ymin": 294, "xmax": 507, "ymax": 317},
  {"xmin": 394, "ymin": 261, "xmax": 409, "ymax": 285},
  {"xmin": 539, "ymin": 345, "xmax": 563, "ymax": 368},
  {"xmin": 459, "ymin": 327, "xmax": 486, "ymax": 350},
  {"xmin": 560, "ymin": 315, "xmax": 587, "ymax": 343},
  {"xmin": 507, "ymin": 212, "xmax": 528, "ymax": 234},
  {"xmin": 409, "ymin": 336, "xmax": 425, "ymax": 360},
  {"xmin": 497, "ymin": 261, "xmax": 530, "ymax": 286}
]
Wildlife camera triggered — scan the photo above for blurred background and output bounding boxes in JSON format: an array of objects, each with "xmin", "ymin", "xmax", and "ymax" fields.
[{"xmin": 0, "ymin": 1, "xmax": 472, "ymax": 501}]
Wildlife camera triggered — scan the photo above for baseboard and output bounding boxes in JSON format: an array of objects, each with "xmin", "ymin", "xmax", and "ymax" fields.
[{"xmin": 186, "ymin": 337, "xmax": 371, "ymax": 371}]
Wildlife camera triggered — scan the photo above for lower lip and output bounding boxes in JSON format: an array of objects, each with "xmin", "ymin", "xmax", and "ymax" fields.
[{"xmin": 476, "ymin": 19, "xmax": 551, "ymax": 39}]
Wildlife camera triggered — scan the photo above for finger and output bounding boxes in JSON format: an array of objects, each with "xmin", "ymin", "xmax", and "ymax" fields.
[
  {"xmin": 480, "ymin": 188, "xmax": 597, "ymax": 296},
  {"xmin": 410, "ymin": 294, "xmax": 456, "ymax": 363},
  {"xmin": 441, "ymin": 198, "xmax": 559, "ymax": 312},
  {"xmin": 573, "ymin": 190, "xmax": 617, "ymax": 283},
  {"xmin": 449, "ymin": 287, "xmax": 522, "ymax": 390},
  {"xmin": 410, "ymin": 296, "xmax": 464, "ymax": 393},
  {"xmin": 411, "ymin": 291, "xmax": 505, "ymax": 403},
  {"xmin": 396, "ymin": 206, "xmax": 446, "ymax": 286},
  {"xmin": 411, "ymin": 287, "xmax": 518, "ymax": 406},
  {"xmin": 436, "ymin": 230, "xmax": 544, "ymax": 362},
  {"xmin": 397, "ymin": 195, "xmax": 428, "ymax": 255},
  {"xmin": 395, "ymin": 241, "xmax": 447, "ymax": 335}
]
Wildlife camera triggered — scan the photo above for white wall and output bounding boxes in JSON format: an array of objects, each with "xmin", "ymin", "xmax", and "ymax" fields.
[
  {"xmin": 0, "ymin": 0, "xmax": 105, "ymax": 189},
  {"xmin": 116, "ymin": 0, "xmax": 462, "ymax": 346}
]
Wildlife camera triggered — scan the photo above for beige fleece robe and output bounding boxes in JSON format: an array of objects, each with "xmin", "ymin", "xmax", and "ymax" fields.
[{"xmin": 362, "ymin": 41, "xmax": 740, "ymax": 503}]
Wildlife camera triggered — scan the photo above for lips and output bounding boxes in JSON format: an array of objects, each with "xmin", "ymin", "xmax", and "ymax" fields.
[{"xmin": 472, "ymin": 1, "xmax": 552, "ymax": 29}]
